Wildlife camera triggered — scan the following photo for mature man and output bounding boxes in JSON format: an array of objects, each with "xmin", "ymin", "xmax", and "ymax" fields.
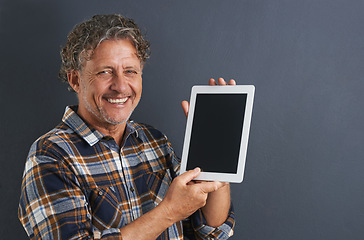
[{"xmin": 18, "ymin": 14, "xmax": 235, "ymax": 239}]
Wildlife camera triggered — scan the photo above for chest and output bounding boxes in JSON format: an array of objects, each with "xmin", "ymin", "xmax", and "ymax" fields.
[{"xmin": 68, "ymin": 138, "xmax": 174, "ymax": 230}]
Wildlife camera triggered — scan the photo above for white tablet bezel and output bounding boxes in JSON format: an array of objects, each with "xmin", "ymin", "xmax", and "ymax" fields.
[{"xmin": 180, "ymin": 85, "xmax": 255, "ymax": 183}]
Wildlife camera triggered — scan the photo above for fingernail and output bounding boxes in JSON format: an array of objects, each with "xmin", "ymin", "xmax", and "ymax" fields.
[{"xmin": 194, "ymin": 167, "xmax": 200, "ymax": 172}]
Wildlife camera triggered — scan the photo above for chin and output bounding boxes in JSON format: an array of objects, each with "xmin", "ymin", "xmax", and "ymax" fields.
[
  {"xmin": 102, "ymin": 113, "xmax": 131, "ymax": 125},
  {"xmin": 99, "ymin": 102, "xmax": 136, "ymax": 125}
]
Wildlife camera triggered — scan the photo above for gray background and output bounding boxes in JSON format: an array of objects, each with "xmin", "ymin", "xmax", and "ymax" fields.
[{"xmin": 1, "ymin": 0, "xmax": 363, "ymax": 239}]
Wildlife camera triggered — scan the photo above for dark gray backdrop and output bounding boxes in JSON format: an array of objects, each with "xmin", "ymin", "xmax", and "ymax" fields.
[{"xmin": 1, "ymin": 0, "xmax": 363, "ymax": 239}]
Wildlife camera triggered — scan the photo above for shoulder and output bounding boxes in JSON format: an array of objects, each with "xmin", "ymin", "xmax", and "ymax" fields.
[
  {"xmin": 130, "ymin": 120, "xmax": 167, "ymax": 141},
  {"xmin": 128, "ymin": 121, "xmax": 180, "ymax": 173},
  {"xmin": 28, "ymin": 122, "xmax": 75, "ymax": 160}
]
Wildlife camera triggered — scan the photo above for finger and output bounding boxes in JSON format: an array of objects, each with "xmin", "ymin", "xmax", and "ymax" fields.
[
  {"xmin": 218, "ymin": 78, "xmax": 227, "ymax": 85},
  {"xmin": 209, "ymin": 78, "xmax": 217, "ymax": 85},
  {"xmin": 181, "ymin": 100, "xmax": 189, "ymax": 118},
  {"xmin": 228, "ymin": 79, "xmax": 236, "ymax": 85},
  {"xmin": 215, "ymin": 181, "xmax": 229, "ymax": 189},
  {"xmin": 178, "ymin": 167, "xmax": 201, "ymax": 184},
  {"xmin": 196, "ymin": 180, "xmax": 228, "ymax": 190},
  {"xmin": 187, "ymin": 181, "xmax": 196, "ymax": 186},
  {"xmin": 197, "ymin": 181, "xmax": 221, "ymax": 193}
]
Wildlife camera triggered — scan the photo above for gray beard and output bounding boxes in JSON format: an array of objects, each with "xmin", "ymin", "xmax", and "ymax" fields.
[{"xmin": 83, "ymin": 95, "xmax": 134, "ymax": 126}]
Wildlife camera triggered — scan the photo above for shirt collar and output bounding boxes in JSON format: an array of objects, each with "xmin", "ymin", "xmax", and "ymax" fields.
[
  {"xmin": 62, "ymin": 106, "xmax": 103, "ymax": 146},
  {"xmin": 62, "ymin": 105, "xmax": 138, "ymax": 147}
]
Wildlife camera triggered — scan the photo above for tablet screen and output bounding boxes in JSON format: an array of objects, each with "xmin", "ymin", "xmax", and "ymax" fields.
[{"xmin": 186, "ymin": 93, "xmax": 247, "ymax": 173}]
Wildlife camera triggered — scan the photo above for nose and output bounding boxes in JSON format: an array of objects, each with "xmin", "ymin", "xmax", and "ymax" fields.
[{"xmin": 110, "ymin": 75, "xmax": 128, "ymax": 93}]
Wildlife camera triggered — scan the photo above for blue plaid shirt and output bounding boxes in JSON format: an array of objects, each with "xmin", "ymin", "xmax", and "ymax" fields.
[{"xmin": 18, "ymin": 106, "xmax": 235, "ymax": 239}]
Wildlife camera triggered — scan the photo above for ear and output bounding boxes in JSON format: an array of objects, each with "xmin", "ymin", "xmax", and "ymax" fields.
[
  {"xmin": 140, "ymin": 62, "xmax": 144, "ymax": 74},
  {"xmin": 67, "ymin": 70, "xmax": 81, "ymax": 93}
]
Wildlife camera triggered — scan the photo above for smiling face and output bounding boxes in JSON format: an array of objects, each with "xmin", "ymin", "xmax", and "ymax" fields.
[{"xmin": 68, "ymin": 39, "xmax": 142, "ymax": 134}]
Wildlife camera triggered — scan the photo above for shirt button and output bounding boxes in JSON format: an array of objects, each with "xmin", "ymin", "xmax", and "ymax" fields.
[
  {"xmin": 98, "ymin": 190, "xmax": 104, "ymax": 196},
  {"xmin": 130, "ymin": 187, "xmax": 134, "ymax": 192}
]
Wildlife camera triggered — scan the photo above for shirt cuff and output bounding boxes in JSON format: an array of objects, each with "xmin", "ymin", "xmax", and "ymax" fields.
[
  {"xmin": 92, "ymin": 228, "xmax": 123, "ymax": 239},
  {"xmin": 190, "ymin": 203, "xmax": 235, "ymax": 239}
]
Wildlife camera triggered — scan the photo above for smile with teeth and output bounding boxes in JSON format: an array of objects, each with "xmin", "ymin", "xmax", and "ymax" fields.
[{"xmin": 107, "ymin": 97, "xmax": 129, "ymax": 104}]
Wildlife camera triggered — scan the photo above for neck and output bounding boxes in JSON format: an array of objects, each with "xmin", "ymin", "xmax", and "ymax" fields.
[{"xmin": 76, "ymin": 107, "xmax": 127, "ymax": 147}]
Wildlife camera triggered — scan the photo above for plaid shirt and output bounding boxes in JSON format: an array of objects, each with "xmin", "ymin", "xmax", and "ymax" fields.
[{"xmin": 18, "ymin": 106, "xmax": 235, "ymax": 239}]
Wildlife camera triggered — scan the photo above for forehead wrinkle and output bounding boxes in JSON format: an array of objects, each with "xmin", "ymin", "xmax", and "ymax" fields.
[
  {"xmin": 84, "ymin": 40, "xmax": 142, "ymax": 73},
  {"xmin": 94, "ymin": 54, "xmax": 140, "ymax": 67}
]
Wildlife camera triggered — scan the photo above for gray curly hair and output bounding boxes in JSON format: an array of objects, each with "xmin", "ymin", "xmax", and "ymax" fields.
[{"xmin": 58, "ymin": 14, "xmax": 150, "ymax": 91}]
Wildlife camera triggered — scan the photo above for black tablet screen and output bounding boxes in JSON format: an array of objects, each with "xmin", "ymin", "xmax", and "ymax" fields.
[{"xmin": 186, "ymin": 93, "xmax": 247, "ymax": 173}]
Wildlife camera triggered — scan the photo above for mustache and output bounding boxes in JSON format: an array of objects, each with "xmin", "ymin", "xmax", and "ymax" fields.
[{"xmin": 103, "ymin": 92, "xmax": 135, "ymax": 98}]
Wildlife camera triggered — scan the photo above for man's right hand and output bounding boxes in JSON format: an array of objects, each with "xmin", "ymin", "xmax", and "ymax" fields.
[{"xmin": 159, "ymin": 167, "xmax": 227, "ymax": 224}]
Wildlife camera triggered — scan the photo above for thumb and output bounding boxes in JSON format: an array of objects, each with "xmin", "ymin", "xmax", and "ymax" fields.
[{"xmin": 178, "ymin": 167, "xmax": 200, "ymax": 184}]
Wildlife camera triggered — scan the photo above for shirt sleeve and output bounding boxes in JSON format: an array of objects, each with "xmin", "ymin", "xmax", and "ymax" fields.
[
  {"xmin": 18, "ymin": 142, "xmax": 123, "ymax": 240},
  {"xmin": 183, "ymin": 205, "xmax": 235, "ymax": 240}
]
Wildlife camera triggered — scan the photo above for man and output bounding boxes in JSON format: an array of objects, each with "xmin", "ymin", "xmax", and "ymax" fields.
[{"xmin": 18, "ymin": 14, "xmax": 235, "ymax": 239}]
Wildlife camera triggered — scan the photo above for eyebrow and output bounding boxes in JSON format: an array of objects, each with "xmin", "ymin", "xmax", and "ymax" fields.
[
  {"xmin": 123, "ymin": 65, "xmax": 142, "ymax": 71},
  {"xmin": 96, "ymin": 63, "xmax": 141, "ymax": 72}
]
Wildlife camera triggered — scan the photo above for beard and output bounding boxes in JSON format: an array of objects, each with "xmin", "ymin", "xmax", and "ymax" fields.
[{"xmin": 82, "ymin": 93, "xmax": 137, "ymax": 126}]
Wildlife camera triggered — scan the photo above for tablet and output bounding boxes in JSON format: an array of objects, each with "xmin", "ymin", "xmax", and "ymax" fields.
[{"xmin": 180, "ymin": 85, "xmax": 255, "ymax": 183}]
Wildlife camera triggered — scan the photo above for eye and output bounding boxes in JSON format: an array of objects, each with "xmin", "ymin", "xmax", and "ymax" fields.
[
  {"xmin": 96, "ymin": 70, "xmax": 113, "ymax": 79},
  {"xmin": 125, "ymin": 70, "xmax": 138, "ymax": 75},
  {"xmin": 97, "ymin": 70, "xmax": 111, "ymax": 75}
]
